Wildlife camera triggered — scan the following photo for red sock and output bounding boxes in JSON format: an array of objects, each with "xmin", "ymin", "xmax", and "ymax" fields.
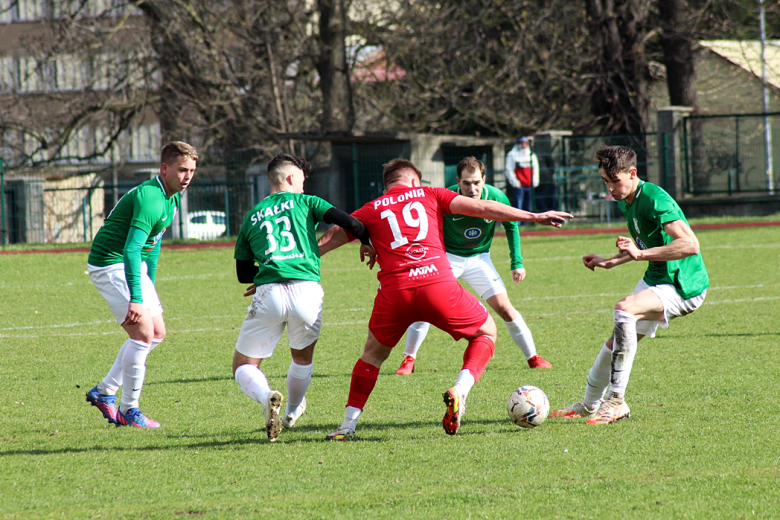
[
  {"xmin": 346, "ymin": 358, "xmax": 380, "ymax": 410},
  {"xmin": 462, "ymin": 336, "xmax": 495, "ymax": 381}
]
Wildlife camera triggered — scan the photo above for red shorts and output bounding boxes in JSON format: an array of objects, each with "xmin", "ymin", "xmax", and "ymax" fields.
[{"xmin": 368, "ymin": 280, "xmax": 489, "ymax": 347}]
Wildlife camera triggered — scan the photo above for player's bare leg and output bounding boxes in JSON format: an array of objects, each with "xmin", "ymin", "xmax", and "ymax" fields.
[
  {"xmin": 327, "ymin": 331, "xmax": 393, "ymax": 441},
  {"xmin": 283, "ymin": 342, "xmax": 316, "ymax": 429},
  {"xmin": 485, "ymin": 293, "xmax": 550, "ymax": 369},
  {"xmin": 233, "ymin": 351, "xmax": 283, "ymax": 441},
  {"xmin": 443, "ymin": 315, "xmax": 498, "ymax": 435}
]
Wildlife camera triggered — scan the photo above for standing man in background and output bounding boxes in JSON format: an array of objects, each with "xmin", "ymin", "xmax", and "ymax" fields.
[
  {"xmin": 505, "ymin": 136, "xmax": 539, "ymax": 214},
  {"xmin": 86, "ymin": 141, "xmax": 198, "ymax": 428}
]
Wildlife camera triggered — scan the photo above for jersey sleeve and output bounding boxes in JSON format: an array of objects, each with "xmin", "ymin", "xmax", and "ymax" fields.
[
  {"xmin": 129, "ymin": 187, "xmax": 164, "ymax": 234},
  {"xmin": 233, "ymin": 217, "xmax": 255, "ymax": 262},
  {"xmin": 650, "ymin": 189, "xmax": 685, "ymax": 227},
  {"xmin": 429, "ymin": 187, "xmax": 458, "ymax": 214},
  {"xmin": 306, "ymin": 195, "xmax": 335, "ymax": 223}
]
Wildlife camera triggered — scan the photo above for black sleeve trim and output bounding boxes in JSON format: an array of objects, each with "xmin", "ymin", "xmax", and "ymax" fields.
[
  {"xmin": 236, "ymin": 259, "xmax": 259, "ymax": 284},
  {"xmin": 323, "ymin": 207, "xmax": 370, "ymax": 245}
]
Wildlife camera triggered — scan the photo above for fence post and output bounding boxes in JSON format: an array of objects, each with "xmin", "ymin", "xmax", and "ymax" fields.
[
  {"xmin": 0, "ymin": 158, "xmax": 5, "ymax": 250},
  {"xmin": 224, "ymin": 187, "xmax": 230, "ymax": 238},
  {"xmin": 82, "ymin": 196, "xmax": 88, "ymax": 243},
  {"xmin": 351, "ymin": 143, "xmax": 360, "ymax": 210}
]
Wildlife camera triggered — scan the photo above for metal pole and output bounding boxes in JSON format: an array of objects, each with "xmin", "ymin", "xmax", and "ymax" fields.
[
  {"xmin": 82, "ymin": 197, "xmax": 88, "ymax": 242},
  {"xmin": 760, "ymin": 0, "xmax": 775, "ymax": 194},
  {"xmin": 0, "ymin": 157, "xmax": 5, "ymax": 249},
  {"xmin": 224, "ymin": 187, "xmax": 230, "ymax": 238},
  {"xmin": 352, "ymin": 143, "xmax": 360, "ymax": 210}
]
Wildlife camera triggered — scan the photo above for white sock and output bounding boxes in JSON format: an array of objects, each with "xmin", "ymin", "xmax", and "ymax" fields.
[
  {"xmin": 610, "ymin": 310, "xmax": 639, "ymax": 396},
  {"xmin": 99, "ymin": 339, "xmax": 133, "ymax": 395},
  {"xmin": 151, "ymin": 338, "xmax": 163, "ymax": 350},
  {"xmin": 341, "ymin": 405, "xmax": 362, "ymax": 431},
  {"xmin": 504, "ymin": 314, "xmax": 536, "ymax": 360},
  {"xmin": 286, "ymin": 361, "xmax": 313, "ymax": 414},
  {"xmin": 583, "ymin": 343, "xmax": 612, "ymax": 408},
  {"xmin": 119, "ymin": 339, "xmax": 152, "ymax": 412},
  {"xmin": 404, "ymin": 322, "xmax": 430, "ymax": 358},
  {"xmin": 235, "ymin": 364, "xmax": 271, "ymax": 407},
  {"xmin": 454, "ymin": 369, "xmax": 476, "ymax": 399}
]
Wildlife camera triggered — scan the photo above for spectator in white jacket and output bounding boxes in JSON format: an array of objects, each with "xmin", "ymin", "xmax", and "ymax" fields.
[{"xmin": 505, "ymin": 137, "xmax": 539, "ymax": 215}]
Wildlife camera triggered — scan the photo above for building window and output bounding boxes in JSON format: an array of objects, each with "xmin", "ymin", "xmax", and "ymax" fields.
[{"xmin": 129, "ymin": 123, "xmax": 160, "ymax": 162}]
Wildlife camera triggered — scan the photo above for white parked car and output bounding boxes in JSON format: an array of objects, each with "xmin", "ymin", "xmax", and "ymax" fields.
[{"xmin": 186, "ymin": 211, "xmax": 227, "ymax": 240}]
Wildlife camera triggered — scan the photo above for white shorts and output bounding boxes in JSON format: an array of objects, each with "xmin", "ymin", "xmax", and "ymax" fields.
[
  {"xmin": 235, "ymin": 281, "xmax": 324, "ymax": 359},
  {"xmin": 88, "ymin": 262, "xmax": 163, "ymax": 325},
  {"xmin": 634, "ymin": 279, "xmax": 707, "ymax": 338},
  {"xmin": 447, "ymin": 252, "xmax": 507, "ymax": 301}
]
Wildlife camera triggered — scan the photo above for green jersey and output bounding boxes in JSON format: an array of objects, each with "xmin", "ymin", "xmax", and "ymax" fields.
[
  {"xmin": 618, "ymin": 181, "xmax": 709, "ymax": 299},
  {"xmin": 234, "ymin": 191, "xmax": 334, "ymax": 286},
  {"xmin": 88, "ymin": 176, "xmax": 179, "ymax": 267},
  {"xmin": 441, "ymin": 184, "xmax": 523, "ymax": 269}
]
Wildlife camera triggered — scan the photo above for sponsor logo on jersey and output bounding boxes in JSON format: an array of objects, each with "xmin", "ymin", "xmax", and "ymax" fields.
[
  {"xmin": 464, "ymin": 227, "xmax": 482, "ymax": 239},
  {"xmin": 408, "ymin": 263, "xmax": 438, "ymax": 278},
  {"xmin": 250, "ymin": 200, "xmax": 296, "ymax": 226},
  {"xmin": 161, "ymin": 215, "xmax": 167, "ymax": 221},
  {"xmin": 373, "ymin": 188, "xmax": 425, "ymax": 210},
  {"xmin": 405, "ymin": 242, "xmax": 428, "ymax": 260},
  {"xmin": 636, "ymin": 238, "xmax": 647, "ymax": 250}
]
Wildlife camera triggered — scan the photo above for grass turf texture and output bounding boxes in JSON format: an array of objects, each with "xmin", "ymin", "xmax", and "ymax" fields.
[{"xmin": 1, "ymin": 225, "xmax": 779, "ymax": 519}]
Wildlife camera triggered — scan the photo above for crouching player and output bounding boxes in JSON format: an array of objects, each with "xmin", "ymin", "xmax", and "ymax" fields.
[
  {"xmin": 232, "ymin": 153, "xmax": 371, "ymax": 441},
  {"xmin": 396, "ymin": 156, "xmax": 552, "ymax": 375},
  {"xmin": 552, "ymin": 145, "xmax": 709, "ymax": 425}
]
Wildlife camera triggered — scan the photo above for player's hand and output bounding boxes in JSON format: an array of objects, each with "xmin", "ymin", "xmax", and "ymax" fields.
[
  {"xmin": 616, "ymin": 236, "xmax": 642, "ymax": 260},
  {"xmin": 121, "ymin": 302, "xmax": 145, "ymax": 326},
  {"xmin": 534, "ymin": 211, "xmax": 573, "ymax": 227},
  {"xmin": 582, "ymin": 254, "xmax": 609, "ymax": 271},
  {"xmin": 511, "ymin": 268, "xmax": 526, "ymax": 283},
  {"xmin": 360, "ymin": 243, "xmax": 377, "ymax": 270},
  {"xmin": 243, "ymin": 284, "xmax": 257, "ymax": 297}
]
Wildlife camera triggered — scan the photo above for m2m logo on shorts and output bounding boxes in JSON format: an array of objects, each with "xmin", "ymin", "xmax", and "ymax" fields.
[
  {"xmin": 464, "ymin": 228, "xmax": 482, "ymax": 239},
  {"xmin": 409, "ymin": 264, "xmax": 439, "ymax": 279}
]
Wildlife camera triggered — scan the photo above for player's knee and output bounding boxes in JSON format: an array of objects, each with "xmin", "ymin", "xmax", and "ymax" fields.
[
  {"xmin": 496, "ymin": 305, "xmax": 517, "ymax": 322},
  {"xmin": 614, "ymin": 300, "xmax": 635, "ymax": 315}
]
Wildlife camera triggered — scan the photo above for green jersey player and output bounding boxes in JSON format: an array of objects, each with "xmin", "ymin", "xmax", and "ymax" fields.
[
  {"xmin": 85, "ymin": 141, "xmax": 198, "ymax": 428},
  {"xmin": 552, "ymin": 145, "xmax": 709, "ymax": 425},
  {"xmin": 231, "ymin": 153, "xmax": 372, "ymax": 441},
  {"xmin": 396, "ymin": 156, "xmax": 552, "ymax": 376}
]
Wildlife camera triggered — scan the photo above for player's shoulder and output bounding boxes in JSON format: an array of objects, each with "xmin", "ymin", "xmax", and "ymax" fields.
[{"xmin": 640, "ymin": 182, "xmax": 678, "ymax": 207}]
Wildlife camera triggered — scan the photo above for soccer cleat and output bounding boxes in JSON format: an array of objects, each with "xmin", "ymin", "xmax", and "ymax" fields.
[
  {"xmin": 586, "ymin": 392, "xmax": 631, "ymax": 425},
  {"xmin": 550, "ymin": 401, "xmax": 599, "ymax": 419},
  {"xmin": 281, "ymin": 397, "xmax": 307, "ymax": 429},
  {"xmin": 116, "ymin": 407, "xmax": 160, "ymax": 428},
  {"xmin": 325, "ymin": 427, "xmax": 355, "ymax": 441},
  {"xmin": 527, "ymin": 355, "xmax": 552, "ymax": 369},
  {"xmin": 86, "ymin": 386, "xmax": 119, "ymax": 424},
  {"xmin": 396, "ymin": 355, "xmax": 416, "ymax": 375},
  {"xmin": 442, "ymin": 387, "xmax": 465, "ymax": 435},
  {"xmin": 264, "ymin": 390, "xmax": 283, "ymax": 442}
]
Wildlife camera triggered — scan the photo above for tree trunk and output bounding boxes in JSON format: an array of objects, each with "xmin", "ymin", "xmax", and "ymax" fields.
[{"xmin": 316, "ymin": 0, "xmax": 355, "ymax": 133}]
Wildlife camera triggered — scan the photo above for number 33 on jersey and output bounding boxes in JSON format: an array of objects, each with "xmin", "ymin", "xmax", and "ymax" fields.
[{"xmin": 234, "ymin": 191, "xmax": 335, "ymax": 285}]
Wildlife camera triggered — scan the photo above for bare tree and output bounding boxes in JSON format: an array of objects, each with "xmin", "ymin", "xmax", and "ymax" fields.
[{"xmin": 317, "ymin": 0, "xmax": 355, "ymax": 133}]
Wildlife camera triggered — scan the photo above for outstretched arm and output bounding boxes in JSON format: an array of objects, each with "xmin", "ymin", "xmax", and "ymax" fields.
[
  {"xmin": 449, "ymin": 195, "xmax": 572, "ymax": 227},
  {"xmin": 318, "ymin": 225, "xmax": 350, "ymax": 256},
  {"xmin": 617, "ymin": 220, "xmax": 699, "ymax": 262},
  {"xmin": 582, "ymin": 251, "xmax": 633, "ymax": 271}
]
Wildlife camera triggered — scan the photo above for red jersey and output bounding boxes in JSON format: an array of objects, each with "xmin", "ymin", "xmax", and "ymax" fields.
[{"xmin": 352, "ymin": 186, "xmax": 459, "ymax": 291}]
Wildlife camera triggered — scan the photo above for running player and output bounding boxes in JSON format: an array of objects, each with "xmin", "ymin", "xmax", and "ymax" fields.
[
  {"xmin": 86, "ymin": 141, "xmax": 198, "ymax": 428},
  {"xmin": 396, "ymin": 156, "xmax": 551, "ymax": 376},
  {"xmin": 318, "ymin": 159, "xmax": 572, "ymax": 440},
  {"xmin": 552, "ymin": 145, "xmax": 709, "ymax": 424},
  {"xmin": 232, "ymin": 153, "xmax": 372, "ymax": 441}
]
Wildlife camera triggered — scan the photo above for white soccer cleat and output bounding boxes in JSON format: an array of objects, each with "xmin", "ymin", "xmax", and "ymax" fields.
[
  {"xmin": 550, "ymin": 400, "xmax": 599, "ymax": 419},
  {"xmin": 586, "ymin": 392, "xmax": 631, "ymax": 425},
  {"xmin": 281, "ymin": 397, "xmax": 307, "ymax": 429},
  {"xmin": 264, "ymin": 390, "xmax": 283, "ymax": 441},
  {"xmin": 325, "ymin": 426, "xmax": 355, "ymax": 441}
]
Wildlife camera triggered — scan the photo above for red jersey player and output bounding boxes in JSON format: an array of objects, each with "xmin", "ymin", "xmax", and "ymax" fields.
[{"xmin": 318, "ymin": 159, "xmax": 572, "ymax": 440}]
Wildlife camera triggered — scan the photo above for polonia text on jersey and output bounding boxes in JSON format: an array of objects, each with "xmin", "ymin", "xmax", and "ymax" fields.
[
  {"xmin": 250, "ymin": 200, "xmax": 296, "ymax": 226},
  {"xmin": 373, "ymin": 188, "xmax": 425, "ymax": 210}
]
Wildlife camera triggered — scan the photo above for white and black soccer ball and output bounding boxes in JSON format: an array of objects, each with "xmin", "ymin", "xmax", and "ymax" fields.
[{"xmin": 507, "ymin": 385, "xmax": 550, "ymax": 429}]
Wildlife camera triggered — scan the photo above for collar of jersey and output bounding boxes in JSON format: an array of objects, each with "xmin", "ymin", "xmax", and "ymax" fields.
[
  {"xmin": 626, "ymin": 180, "xmax": 644, "ymax": 206},
  {"xmin": 155, "ymin": 176, "xmax": 170, "ymax": 198}
]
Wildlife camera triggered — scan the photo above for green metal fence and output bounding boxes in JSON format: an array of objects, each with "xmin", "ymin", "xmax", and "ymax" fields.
[{"xmin": 684, "ymin": 112, "xmax": 779, "ymax": 195}]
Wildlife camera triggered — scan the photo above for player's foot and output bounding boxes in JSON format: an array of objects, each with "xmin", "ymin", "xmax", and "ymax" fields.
[
  {"xmin": 281, "ymin": 397, "xmax": 307, "ymax": 429},
  {"xmin": 586, "ymin": 392, "xmax": 631, "ymax": 425},
  {"xmin": 86, "ymin": 386, "xmax": 119, "ymax": 424},
  {"xmin": 527, "ymin": 355, "xmax": 552, "ymax": 369},
  {"xmin": 325, "ymin": 427, "xmax": 355, "ymax": 441},
  {"xmin": 551, "ymin": 400, "xmax": 599, "ymax": 419},
  {"xmin": 396, "ymin": 355, "xmax": 416, "ymax": 375},
  {"xmin": 264, "ymin": 390, "xmax": 283, "ymax": 442},
  {"xmin": 116, "ymin": 407, "xmax": 160, "ymax": 428},
  {"xmin": 442, "ymin": 387, "xmax": 465, "ymax": 435}
]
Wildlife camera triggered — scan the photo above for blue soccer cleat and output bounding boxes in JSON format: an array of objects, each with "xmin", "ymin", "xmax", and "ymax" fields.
[
  {"xmin": 116, "ymin": 407, "xmax": 161, "ymax": 428},
  {"xmin": 86, "ymin": 386, "xmax": 119, "ymax": 424}
]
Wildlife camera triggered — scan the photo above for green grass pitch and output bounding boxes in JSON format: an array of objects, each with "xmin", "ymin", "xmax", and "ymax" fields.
[{"xmin": 1, "ymin": 225, "xmax": 779, "ymax": 519}]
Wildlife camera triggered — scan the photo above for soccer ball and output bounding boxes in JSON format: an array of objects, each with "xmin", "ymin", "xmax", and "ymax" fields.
[{"xmin": 507, "ymin": 385, "xmax": 550, "ymax": 428}]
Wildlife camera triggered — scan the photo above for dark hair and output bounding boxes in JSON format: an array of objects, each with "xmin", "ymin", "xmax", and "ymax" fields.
[
  {"xmin": 595, "ymin": 145, "xmax": 636, "ymax": 181},
  {"xmin": 382, "ymin": 158, "xmax": 422, "ymax": 187},
  {"xmin": 161, "ymin": 141, "xmax": 198, "ymax": 164},
  {"xmin": 456, "ymin": 156, "xmax": 485, "ymax": 178},
  {"xmin": 267, "ymin": 153, "xmax": 312, "ymax": 178}
]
